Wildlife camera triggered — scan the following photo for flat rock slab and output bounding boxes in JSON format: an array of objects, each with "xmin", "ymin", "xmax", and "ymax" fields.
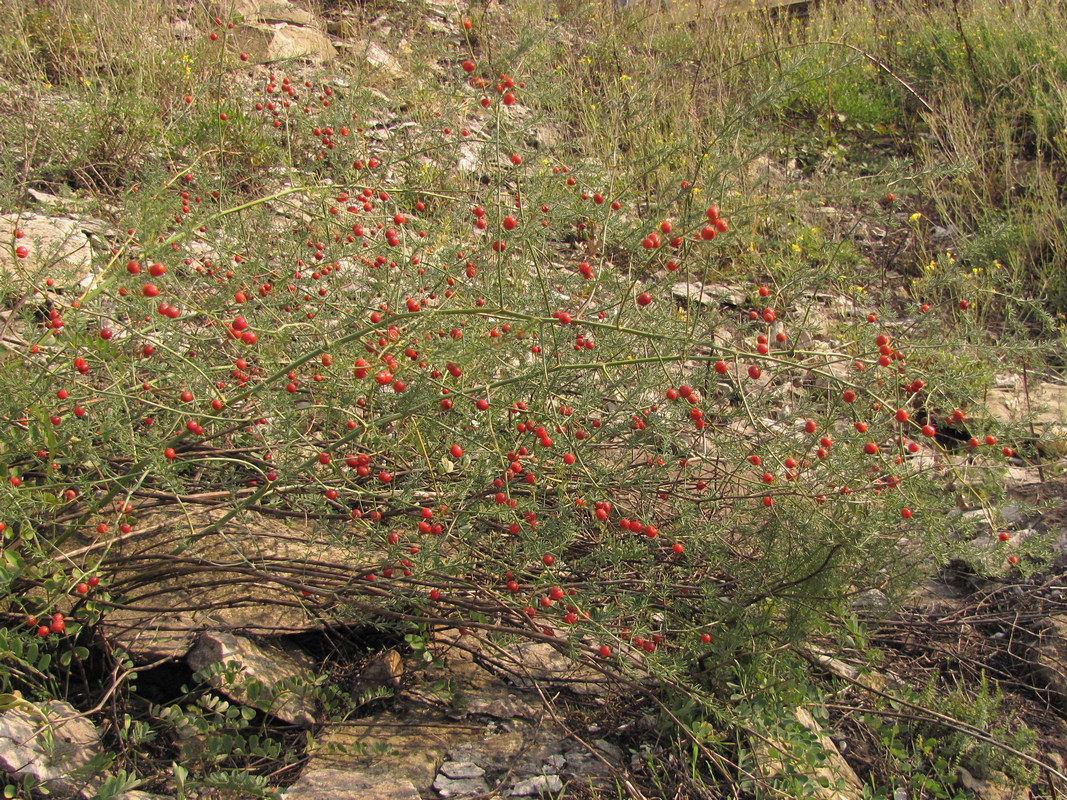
[
  {"xmin": 986, "ymin": 380, "xmax": 1067, "ymax": 454},
  {"xmin": 309, "ymin": 710, "xmax": 487, "ymax": 788},
  {"xmin": 187, "ymin": 631, "xmax": 318, "ymax": 726},
  {"xmin": 671, "ymin": 280, "xmax": 744, "ymax": 307},
  {"xmin": 509, "ymin": 774, "xmax": 564, "ymax": 796},
  {"xmin": 268, "ymin": 24, "xmax": 334, "ymax": 62},
  {"xmin": 306, "ymin": 636, "xmax": 624, "ymax": 796},
  {"xmin": 0, "ymin": 700, "xmax": 102, "ymax": 798},
  {"xmin": 753, "ymin": 706, "xmax": 862, "ymax": 800},
  {"xmin": 0, "ymin": 214, "xmax": 93, "ymax": 287},
  {"xmin": 433, "ymin": 773, "xmax": 491, "ymax": 797},
  {"xmin": 1030, "ymin": 614, "xmax": 1067, "ymax": 710},
  {"xmin": 226, "ymin": 0, "xmax": 317, "ymax": 25},
  {"xmin": 231, "ymin": 22, "xmax": 334, "ymax": 64},
  {"xmin": 281, "ymin": 767, "xmax": 419, "ymax": 800},
  {"xmin": 503, "ymin": 641, "xmax": 607, "ymax": 696},
  {"xmin": 89, "ymin": 507, "xmax": 367, "ymax": 661}
]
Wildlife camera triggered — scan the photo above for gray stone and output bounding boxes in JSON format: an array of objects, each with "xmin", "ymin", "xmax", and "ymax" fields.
[
  {"xmin": 504, "ymin": 641, "xmax": 606, "ymax": 695},
  {"xmin": 433, "ymin": 773, "xmax": 491, "ymax": 797},
  {"xmin": 852, "ymin": 589, "xmax": 890, "ymax": 610},
  {"xmin": 363, "ymin": 42, "xmax": 403, "ymax": 78},
  {"xmin": 309, "ymin": 710, "xmax": 484, "ymax": 789},
  {"xmin": 998, "ymin": 504, "xmax": 1027, "ymax": 527},
  {"xmin": 187, "ymin": 632, "xmax": 317, "ymax": 726},
  {"xmin": 267, "ymin": 24, "xmax": 335, "ymax": 63},
  {"xmin": 543, "ymin": 754, "xmax": 567, "ymax": 771},
  {"xmin": 447, "ymin": 731, "xmax": 528, "ymax": 770},
  {"xmin": 440, "ymin": 761, "xmax": 485, "ymax": 779},
  {"xmin": 957, "ymin": 767, "xmax": 1029, "ymax": 800},
  {"xmin": 326, "ymin": 19, "xmax": 359, "ymax": 38},
  {"xmin": 26, "ymin": 188, "xmax": 84, "ymax": 213},
  {"xmin": 671, "ymin": 281, "xmax": 745, "ymax": 307},
  {"xmin": 1030, "ymin": 615, "xmax": 1067, "ymax": 710},
  {"xmin": 92, "ymin": 508, "xmax": 345, "ymax": 661},
  {"xmin": 561, "ymin": 751, "xmax": 614, "ymax": 780},
  {"xmin": 0, "ymin": 214, "xmax": 93, "ymax": 287},
  {"xmin": 753, "ymin": 707, "xmax": 862, "ymax": 800},
  {"xmin": 955, "ymin": 528, "xmax": 1039, "ymax": 578},
  {"xmin": 226, "ymin": 0, "xmax": 317, "ymax": 25},
  {"xmin": 282, "ymin": 768, "xmax": 419, "ymax": 800},
  {"xmin": 357, "ymin": 649, "xmax": 404, "ymax": 691},
  {"xmin": 458, "ymin": 143, "xmax": 480, "ymax": 174},
  {"xmin": 986, "ymin": 381, "xmax": 1067, "ymax": 455},
  {"xmin": 509, "ymin": 774, "xmax": 563, "ymax": 796},
  {"xmin": 0, "ymin": 700, "xmax": 102, "ymax": 798},
  {"xmin": 171, "ymin": 19, "xmax": 196, "ymax": 39},
  {"xmin": 592, "ymin": 738, "xmax": 623, "ymax": 762},
  {"xmin": 466, "ymin": 692, "xmax": 538, "ymax": 720}
]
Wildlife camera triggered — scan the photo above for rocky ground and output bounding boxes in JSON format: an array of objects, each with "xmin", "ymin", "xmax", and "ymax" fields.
[{"xmin": 3, "ymin": 0, "xmax": 1067, "ymax": 797}]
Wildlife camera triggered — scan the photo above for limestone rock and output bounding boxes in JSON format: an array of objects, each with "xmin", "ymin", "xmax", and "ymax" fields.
[
  {"xmin": 187, "ymin": 631, "xmax": 318, "ymax": 726},
  {"xmin": 508, "ymin": 774, "xmax": 563, "ymax": 796},
  {"xmin": 753, "ymin": 706, "xmax": 862, "ymax": 800},
  {"xmin": 504, "ymin": 641, "xmax": 607, "ymax": 696},
  {"xmin": 447, "ymin": 731, "xmax": 528, "ymax": 771},
  {"xmin": 440, "ymin": 761, "xmax": 485, "ymax": 779},
  {"xmin": 282, "ymin": 767, "xmax": 419, "ymax": 800},
  {"xmin": 954, "ymin": 528, "xmax": 1039, "ymax": 578},
  {"xmin": 671, "ymin": 281, "xmax": 745, "ymax": 307},
  {"xmin": 433, "ymin": 773, "xmax": 491, "ymax": 797},
  {"xmin": 171, "ymin": 19, "xmax": 196, "ymax": 39},
  {"xmin": 363, "ymin": 41, "xmax": 403, "ymax": 78},
  {"xmin": 226, "ymin": 0, "xmax": 317, "ymax": 25},
  {"xmin": 0, "ymin": 700, "xmax": 102, "ymax": 798},
  {"xmin": 957, "ymin": 767, "xmax": 1029, "ymax": 800},
  {"xmin": 309, "ymin": 709, "xmax": 483, "ymax": 788},
  {"xmin": 229, "ymin": 22, "xmax": 275, "ymax": 62},
  {"xmin": 94, "ymin": 508, "xmax": 346, "ymax": 661},
  {"xmin": 0, "ymin": 214, "xmax": 93, "ymax": 287},
  {"xmin": 267, "ymin": 24, "xmax": 335, "ymax": 63},
  {"xmin": 466, "ymin": 692, "xmax": 538, "ymax": 720},
  {"xmin": 1030, "ymin": 614, "xmax": 1067, "ymax": 710},
  {"xmin": 852, "ymin": 589, "xmax": 890, "ymax": 611},
  {"xmin": 986, "ymin": 381, "xmax": 1067, "ymax": 455},
  {"xmin": 357, "ymin": 648, "xmax": 404, "ymax": 692},
  {"xmin": 326, "ymin": 18, "xmax": 359, "ymax": 38}
]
